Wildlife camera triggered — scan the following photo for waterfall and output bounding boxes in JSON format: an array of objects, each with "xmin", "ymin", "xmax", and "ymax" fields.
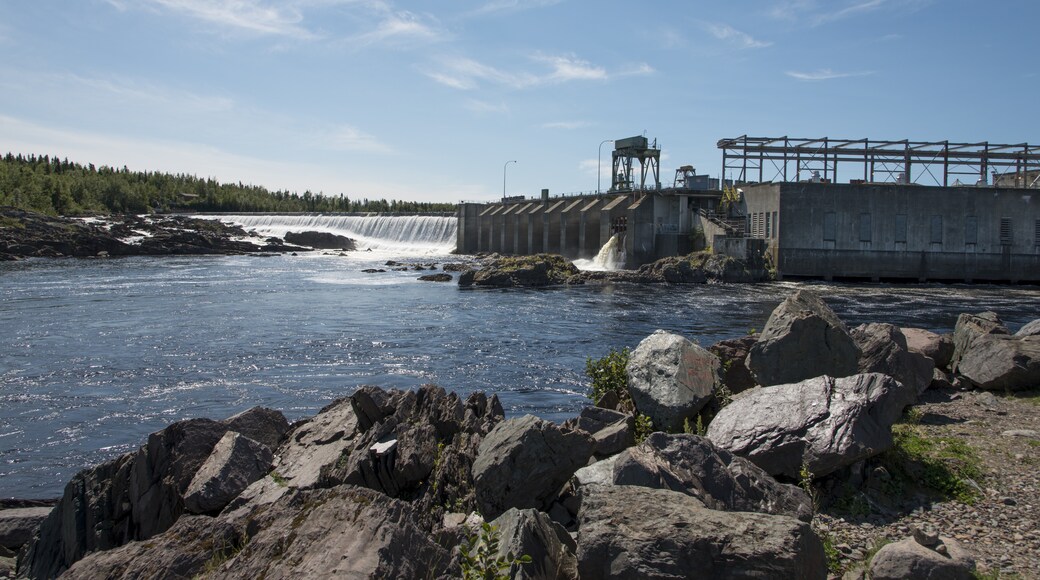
[
  {"xmin": 214, "ymin": 214, "xmax": 457, "ymax": 255},
  {"xmin": 575, "ymin": 233, "xmax": 625, "ymax": 271}
]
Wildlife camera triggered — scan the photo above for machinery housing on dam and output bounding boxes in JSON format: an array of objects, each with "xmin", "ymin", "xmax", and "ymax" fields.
[{"xmin": 456, "ymin": 135, "xmax": 1040, "ymax": 283}]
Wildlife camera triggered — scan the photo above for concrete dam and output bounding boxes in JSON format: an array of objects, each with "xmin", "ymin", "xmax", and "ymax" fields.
[{"xmin": 456, "ymin": 134, "xmax": 1040, "ymax": 283}]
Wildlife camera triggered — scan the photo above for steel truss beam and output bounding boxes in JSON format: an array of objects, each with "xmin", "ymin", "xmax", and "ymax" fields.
[{"xmin": 718, "ymin": 136, "xmax": 1040, "ymax": 188}]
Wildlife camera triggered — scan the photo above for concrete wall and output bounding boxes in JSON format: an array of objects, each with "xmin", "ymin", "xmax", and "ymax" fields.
[{"xmin": 744, "ymin": 183, "xmax": 1040, "ymax": 282}]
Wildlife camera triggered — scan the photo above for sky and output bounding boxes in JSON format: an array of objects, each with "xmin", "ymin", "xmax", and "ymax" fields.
[{"xmin": 1, "ymin": 0, "xmax": 1037, "ymax": 203}]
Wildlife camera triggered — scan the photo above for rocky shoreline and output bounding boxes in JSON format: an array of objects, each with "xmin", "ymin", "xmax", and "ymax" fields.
[{"xmin": 0, "ymin": 288, "xmax": 1035, "ymax": 579}]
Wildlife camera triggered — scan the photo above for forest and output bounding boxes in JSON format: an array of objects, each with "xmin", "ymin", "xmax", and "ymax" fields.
[{"xmin": 0, "ymin": 153, "xmax": 457, "ymax": 215}]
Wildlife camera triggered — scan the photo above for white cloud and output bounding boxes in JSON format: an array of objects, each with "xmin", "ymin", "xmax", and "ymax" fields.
[
  {"xmin": 348, "ymin": 11, "xmax": 445, "ymax": 47},
  {"xmin": 769, "ymin": 0, "xmax": 925, "ymax": 27},
  {"xmin": 109, "ymin": 0, "xmax": 318, "ymax": 38},
  {"xmin": 785, "ymin": 68, "xmax": 875, "ymax": 81},
  {"xmin": 464, "ymin": 99, "xmax": 510, "ymax": 114},
  {"xmin": 811, "ymin": 0, "xmax": 886, "ymax": 25},
  {"xmin": 706, "ymin": 23, "xmax": 772, "ymax": 49},
  {"xmin": 468, "ymin": 0, "xmax": 563, "ymax": 17},
  {"xmin": 425, "ymin": 54, "xmax": 651, "ymax": 90},
  {"xmin": 322, "ymin": 124, "xmax": 393, "ymax": 153}
]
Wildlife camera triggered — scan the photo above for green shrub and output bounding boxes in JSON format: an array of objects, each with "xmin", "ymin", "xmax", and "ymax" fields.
[
  {"xmin": 460, "ymin": 522, "xmax": 531, "ymax": 580},
  {"xmin": 585, "ymin": 347, "xmax": 632, "ymax": 410},
  {"xmin": 634, "ymin": 413, "xmax": 654, "ymax": 444}
]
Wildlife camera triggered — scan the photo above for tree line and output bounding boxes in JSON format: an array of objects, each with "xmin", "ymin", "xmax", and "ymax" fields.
[{"xmin": 0, "ymin": 153, "xmax": 457, "ymax": 215}]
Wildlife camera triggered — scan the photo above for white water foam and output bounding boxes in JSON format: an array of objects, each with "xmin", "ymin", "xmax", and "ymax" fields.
[
  {"xmin": 574, "ymin": 233, "xmax": 625, "ymax": 271},
  {"xmin": 211, "ymin": 214, "xmax": 457, "ymax": 256}
]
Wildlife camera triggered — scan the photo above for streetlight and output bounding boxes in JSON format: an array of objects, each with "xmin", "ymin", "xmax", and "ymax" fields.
[
  {"xmin": 598, "ymin": 139, "xmax": 614, "ymax": 193},
  {"xmin": 503, "ymin": 160, "xmax": 517, "ymax": 199}
]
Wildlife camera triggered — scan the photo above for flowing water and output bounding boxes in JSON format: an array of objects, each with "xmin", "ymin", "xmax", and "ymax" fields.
[{"xmin": 1, "ymin": 215, "xmax": 1038, "ymax": 498}]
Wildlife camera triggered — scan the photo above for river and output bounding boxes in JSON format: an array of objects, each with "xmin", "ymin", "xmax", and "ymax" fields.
[{"xmin": 0, "ymin": 215, "xmax": 1038, "ymax": 498}]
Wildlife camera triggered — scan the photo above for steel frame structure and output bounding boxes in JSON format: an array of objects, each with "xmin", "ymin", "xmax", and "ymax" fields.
[{"xmin": 718, "ymin": 136, "xmax": 1040, "ymax": 188}]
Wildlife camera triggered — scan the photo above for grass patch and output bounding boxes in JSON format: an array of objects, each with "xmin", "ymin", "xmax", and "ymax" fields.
[
  {"xmin": 0, "ymin": 216, "xmax": 26, "ymax": 230},
  {"xmin": 880, "ymin": 423, "xmax": 984, "ymax": 504},
  {"xmin": 819, "ymin": 532, "xmax": 842, "ymax": 574}
]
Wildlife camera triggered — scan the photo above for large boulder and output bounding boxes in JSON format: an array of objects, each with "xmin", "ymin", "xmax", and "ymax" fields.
[
  {"xmin": 0, "ymin": 507, "xmax": 52, "ymax": 550},
  {"xmin": 626, "ymin": 330, "xmax": 720, "ymax": 432},
  {"xmin": 901, "ymin": 327, "xmax": 955, "ymax": 370},
  {"xmin": 956, "ymin": 335, "xmax": 1040, "ymax": 391},
  {"xmin": 576, "ymin": 485, "xmax": 827, "ymax": 580},
  {"xmin": 612, "ymin": 432, "xmax": 813, "ymax": 522},
  {"xmin": 852, "ymin": 323, "xmax": 935, "ymax": 395},
  {"xmin": 283, "ymin": 230, "xmax": 356, "ymax": 250},
  {"xmin": 472, "ymin": 415, "xmax": 594, "ymax": 519},
  {"xmin": 320, "ymin": 385, "xmax": 504, "ymax": 526},
  {"xmin": 867, "ymin": 535, "xmax": 975, "ymax": 580},
  {"xmin": 709, "ymin": 335, "xmax": 759, "ymax": 393},
  {"xmin": 950, "ymin": 312, "xmax": 1009, "ymax": 373},
  {"xmin": 562, "ymin": 407, "xmax": 635, "ymax": 458},
  {"xmin": 706, "ymin": 373, "xmax": 914, "ymax": 479},
  {"xmin": 747, "ymin": 289, "xmax": 860, "ymax": 386},
  {"xmin": 183, "ymin": 432, "xmax": 274, "ymax": 514},
  {"xmin": 21, "ymin": 407, "xmax": 290, "ymax": 579},
  {"xmin": 1015, "ymin": 318, "xmax": 1040, "ymax": 337},
  {"xmin": 489, "ymin": 508, "xmax": 579, "ymax": 580},
  {"xmin": 460, "ymin": 254, "xmax": 579, "ymax": 287}
]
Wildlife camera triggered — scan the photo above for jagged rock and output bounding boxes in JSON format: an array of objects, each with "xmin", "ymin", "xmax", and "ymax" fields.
[
  {"xmin": 576, "ymin": 485, "xmax": 827, "ymax": 580},
  {"xmin": 929, "ymin": 367, "xmax": 955, "ymax": 390},
  {"xmin": 852, "ymin": 323, "xmax": 934, "ymax": 394},
  {"xmin": 956, "ymin": 335, "xmax": 1040, "ymax": 391},
  {"xmin": 901, "ymin": 327, "xmax": 955, "ymax": 369},
  {"xmin": 490, "ymin": 508, "xmax": 579, "ymax": 580},
  {"xmin": 706, "ymin": 373, "xmax": 914, "ymax": 479},
  {"xmin": 572, "ymin": 455, "xmax": 621, "ymax": 488},
  {"xmin": 562, "ymin": 407, "xmax": 635, "ymax": 458},
  {"xmin": 0, "ymin": 507, "xmax": 52, "ymax": 550},
  {"xmin": 747, "ymin": 289, "xmax": 861, "ymax": 386},
  {"xmin": 282, "ymin": 230, "xmax": 356, "ymax": 250},
  {"xmin": 442, "ymin": 262, "xmax": 473, "ymax": 272},
  {"xmin": 320, "ymin": 386, "xmax": 503, "ymax": 527},
  {"xmin": 461, "ymin": 254, "xmax": 579, "ymax": 287},
  {"xmin": 867, "ymin": 536, "xmax": 975, "ymax": 580},
  {"xmin": 1015, "ymin": 318, "xmax": 1040, "ymax": 337},
  {"xmin": 59, "ymin": 515, "xmax": 244, "ymax": 580},
  {"xmin": 629, "ymin": 252, "xmax": 770, "ymax": 284},
  {"xmin": 709, "ymin": 335, "xmax": 759, "ymax": 393},
  {"xmin": 626, "ymin": 330, "xmax": 720, "ymax": 432},
  {"xmin": 21, "ymin": 407, "xmax": 290, "ymax": 579},
  {"xmin": 612, "ymin": 432, "xmax": 813, "ymax": 521},
  {"xmin": 472, "ymin": 415, "xmax": 594, "ymax": 519},
  {"xmin": 950, "ymin": 312, "xmax": 1009, "ymax": 372},
  {"xmin": 418, "ymin": 273, "xmax": 452, "ymax": 282},
  {"xmin": 183, "ymin": 432, "xmax": 274, "ymax": 514}
]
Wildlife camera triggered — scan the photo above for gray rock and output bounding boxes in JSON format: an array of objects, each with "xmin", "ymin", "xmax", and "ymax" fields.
[
  {"xmin": 1015, "ymin": 318, "xmax": 1040, "ymax": 337},
  {"xmin": 709, "ymin": 335, "xmax": 759, "ymax": 393},
  {"xmin": 957, "ymin": 335, "xmax": 1040, "ymax": 391},
  {"xmin": 706, "ymin": 373, "xmax": 915, "ymax": 479},
  {"xmin": 867, "ymin": 536, "xmax": 975, "ymax": 580},
  {"xmin": 282, "ymin": 230, "xmax": 356, "ymax": 250},
  {"xmin": 0, "ymin": 507, "xmax": 52, "ymax": 550},
  {"xmin": 852, "ymin": 323, "xmax": 934, "ymax": 395},
  {"xmin": 223, "ymin": 406, "xmax": 291, "ymax": 450},
  {"xmin": 183, "ymin": 432, "xmax": 274, "ymax": 514},
  {"xmin": 929, "ymin": 367, "xmax": 954, "ymax": 390},
  {"xmin": 563, "ymin": 407, "xmax": 635, "ymax": 458},
  {"xmin": 626, "ymin": 330, "xmax": 720, "ymax": 432},
  {"xmin": 473, "ymin": 415, "xmax": 594, "ymax": 519},
  {"xmin": 902, "ymin": 327, "xmax": 955, "ymax": 369},
  {"xmin": 572, "ymin": 455, "xmax": 621, "ymax": 488},
  {"xmin": 21, "ymin": 408, "xmax": 290, "ymax": 579},
  {"xmin": 1002, "ymin": 429, "xmax": 1039, "ymax": 438},
  {"xmin": 612, "ymin": 432, "xmax": 813, "ymax": 521},
  {"xmin": 490, "ymin": 508, "xmax": 579, "ymax": 580},
  {"xmin": 950, "ymin": 312, "xmax": 1009, "ymax": 373},
  {"xmin": 747, "ymin": 289, "xmax": 860, "ymax": 386},
  {"xmin": 576, "ymin": 485, "xmax": 827, "ymax": 580}
]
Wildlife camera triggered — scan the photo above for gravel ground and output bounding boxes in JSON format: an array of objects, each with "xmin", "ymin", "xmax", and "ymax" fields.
[{"xmin": 816, "ymin": 387, "xmax": 1040, "ymax": 579}]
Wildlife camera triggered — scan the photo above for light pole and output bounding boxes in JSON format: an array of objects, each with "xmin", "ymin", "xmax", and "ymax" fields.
[
  {"xmin": 598, "ymin": 139, "xmax": 613, "ymax": 193},
  {"xmin": 503, "ymin": 160, "xmax": 516, "ymax": 199}
]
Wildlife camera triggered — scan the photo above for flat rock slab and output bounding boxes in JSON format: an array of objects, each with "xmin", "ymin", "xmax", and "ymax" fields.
[
  {"xmin": 183, "ymin": 432, "xmax": 274, "ymax": 514},
  {"xmin": 0, "ymin": 507, "xmax": 52, "ymax": 549}
]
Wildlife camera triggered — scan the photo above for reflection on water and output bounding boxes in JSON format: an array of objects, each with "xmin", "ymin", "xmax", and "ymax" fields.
[{"xmin": 1, "ymin": 254, "xmax": 1038, "ymax": 497}]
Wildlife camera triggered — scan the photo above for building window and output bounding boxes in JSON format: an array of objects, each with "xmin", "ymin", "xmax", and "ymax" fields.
[
  {"xmin": 894, "ymin": 214, "xmax": 907, "ymax": 243},
  {"xmin": 1000, "ymin": 217, "xmax": 1012, "ymax": 245},
  {"xmin": 772, "ymin": 211, "xmax": 778, "ymax": 239},
  {"xmin": 930, "ymin": 216, "xmax": 943, "ymax": 244},
  {"xmin": 859, "ymin": 213, "xmax": 871, "ymax": 242},
  {"xmin": 765, "ymin": 212, "xmax": 771, "ymax": 239},
  {"xmin": 1035, "ymin": 219, "xmax": 1040, "ymax": 246},
  {"xmin": 965, "ymin": 216, "xmax": 978, "ymax": 245},
  {"xmin": 823, "ymin": 212, "xmax": 836, "ymax": 242}
]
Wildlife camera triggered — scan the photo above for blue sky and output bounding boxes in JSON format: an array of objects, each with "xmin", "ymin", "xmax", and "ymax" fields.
[{"xmin": 1, "ymin": 0, "xmax": 1037, "ymax": 202}]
